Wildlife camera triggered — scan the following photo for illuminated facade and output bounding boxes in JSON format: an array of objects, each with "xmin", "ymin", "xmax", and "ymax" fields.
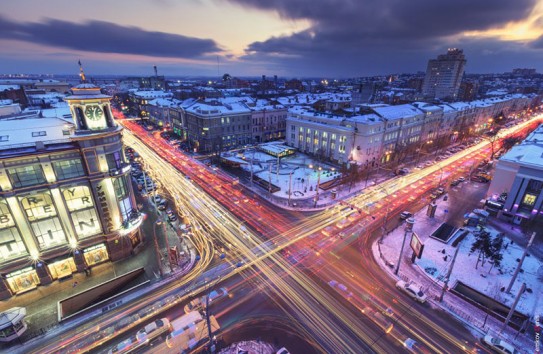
[
  {"xmin": 0, "ymin": 83, "xmax": 142, "ymax": 299},
  {"xmin": 489, "ymin": 124, "xmax": 543, "ymax": 225}
]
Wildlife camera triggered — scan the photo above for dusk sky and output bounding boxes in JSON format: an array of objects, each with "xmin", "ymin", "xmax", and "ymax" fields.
[{"xmin": 3, "ymin": 0, "xmax": 543, "ymax": 78}]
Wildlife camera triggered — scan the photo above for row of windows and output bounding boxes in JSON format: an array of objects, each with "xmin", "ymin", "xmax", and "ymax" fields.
[
  {"xmin": 0, "ymin": 178, "xmax": 132, "ymax": 261},
  {"xmin": 6, "ymin": 159, "xmax": 86, "ymax": 188}
]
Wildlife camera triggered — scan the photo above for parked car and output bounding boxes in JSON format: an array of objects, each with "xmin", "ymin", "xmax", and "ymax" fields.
[
  {"xmin": 435, "ymin": 187, "xmax": 445, "ymax": 195},
  {"xmin": 165, "ymin": 209, "xmax": 177, "ymax": 222},
  {"xmin": 152, "ymin": 195, "xmax": 164, "ymax": 204},
  {"xmin": 396, "ymin": 280, "xmax": 427, "ymax": 303},
  {"xmin": 399, "ymin": 211, "xmax": 412, "ymax": 220},
  {"xmin": 398, "ymin": 168, "xmax": 410, "ymax": 175},
  {"xmin": 480, "ymin": 335, "xmax": 519, "ymax": 354},
  {"xmin": 457, "ymin": 176, "xmax": 465, "ymax": 182},
  {"xmin": 450, "ymin": 179, "xmax": 461, "ymax": 187},
  {"xmin": 424, "ymin": 161, "xmax": 434, "ymax": 167}
]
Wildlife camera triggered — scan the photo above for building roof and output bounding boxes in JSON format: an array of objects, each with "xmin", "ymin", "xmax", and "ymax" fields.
[
  {"xmin": 0, "ymin": 117, "xmax": 74, "ymax": 149},
  {"xmin": 500, "ymin": 124, "xmax": 543, "ymax": 168},
  {"xmin": 372, "ymin": 104, "xmax": 423, "ymax": 120},
  {"xmin": 185, "ymin": 101, "xmax": 251, "ymax": 116},
  {"xmin": 0, "ymin": 307, "xmax": 26, "ymax": 330}
]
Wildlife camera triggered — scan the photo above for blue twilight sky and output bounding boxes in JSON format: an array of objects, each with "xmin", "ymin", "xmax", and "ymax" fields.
[{"xmin": 2, "ymin": 0, "xmax": 543, "ymax": 78}]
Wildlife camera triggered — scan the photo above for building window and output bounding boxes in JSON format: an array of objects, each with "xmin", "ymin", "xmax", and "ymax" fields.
[
  {"xmin": 71, "ymin": 209, "xmax": 101, "ymax": 237},
  {"xmin": 113, "ymin": 176, "xmax": 129, "ymax": 200},
  {"xmin": 31, "ymin": 131, "xmax": 47, "ymax": 137},
  {"xmin": 31, "ymin": 218, "xmax": 66, "ymax": 249},
  {"xmin": 19, "ymin": 192, "xmax": 67, "ymax": 249},
  {"xmin": 0, "ymin": 136, "xmax": 8, "ymax": 142},
  {"xmin": 522, "ymin": 193, "xmax": 537, "ymax": 207},
  {"xmin": 106, "ymin": 152, "xmax": 123, "ymax": 170},
  {"xmin": 7, "ymin": 165, "xmax": 46, "ymax": 188},
  {"xmin": 118, "ymin": 197, "xmax": 133, "ymax": 221},
  {"xmin": 52, "ymin": 159, "xmax": 85, "ymax": 180},
  {"xmin": 61, "ymin": 185, "xmax": 101, "ymax": 238},
  {"xmin": 0, "ymin": 228, "xmax": 27, "ymax": 261}
]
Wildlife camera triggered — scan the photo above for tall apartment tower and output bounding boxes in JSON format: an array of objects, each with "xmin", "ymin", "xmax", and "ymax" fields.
[{"xmin": 422, "ymin": 48, "xmax": 466, "ymax": 101}]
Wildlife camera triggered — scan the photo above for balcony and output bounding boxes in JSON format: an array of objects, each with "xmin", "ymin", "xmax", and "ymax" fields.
[
  {"xmin": 109, "ymin": 163, "xmax": 131, "ymax": 177},
  {"xmin": 119, "ymin": 209, "xmax": 144, "ymax": 236}
]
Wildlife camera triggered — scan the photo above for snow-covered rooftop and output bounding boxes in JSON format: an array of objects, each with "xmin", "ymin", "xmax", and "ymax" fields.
[
  {"xmin": 500, "ymin": 124, "xmax": 543, "ymax": 167},
  {"xmin": 0, "ymin": 117, "xmax": 73, "ymax": 149},
  {"xmin": 372, "ymin": 104, "xmax": 423, "ymax": 120}
]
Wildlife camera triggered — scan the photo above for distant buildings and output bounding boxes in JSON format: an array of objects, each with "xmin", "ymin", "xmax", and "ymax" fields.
[
  {"xmin": 286, "ymin": 94, "xmax": 536, "ymax": 165},
  {"xmin": 512, "ymin": 68, "xmax": 537, "ymax": 77},
  {"xmin": 422, "ymin": 49, "xmax": 466, "ymax": 101},
  {"xmin": 489, "ymin": 124, "xmax": 543, "ymax": 225}
]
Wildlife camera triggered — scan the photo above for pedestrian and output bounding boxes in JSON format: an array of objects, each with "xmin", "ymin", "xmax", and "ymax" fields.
[{"xmin": 72, "ymin": 281, "xmax": 78, "ymax": 288}]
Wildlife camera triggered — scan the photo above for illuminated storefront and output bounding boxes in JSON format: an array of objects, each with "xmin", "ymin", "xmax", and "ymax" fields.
[
  {"xmin": 83, "ymin": 244, "xmax": 108, "ymax": 266},
  {"xmin": 6, "ymin": 267, "xmax": 39, "ymax": 294},
  {"xmin": 47, "ymin": 258, "xmax": 76, "ymax": 280}
]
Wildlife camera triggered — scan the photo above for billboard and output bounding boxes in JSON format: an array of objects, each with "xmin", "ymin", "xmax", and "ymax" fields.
[{"xmin": 410, "ymin": 232, "xmax": 424, "ymax": 259}]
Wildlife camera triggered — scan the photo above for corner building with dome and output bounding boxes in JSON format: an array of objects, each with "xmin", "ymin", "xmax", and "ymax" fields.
[{"xmin": 0, "ymin": 82, "xmax": 142, "ymax": 299}]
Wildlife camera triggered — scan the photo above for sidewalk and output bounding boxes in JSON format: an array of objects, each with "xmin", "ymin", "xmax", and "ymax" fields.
[
  {"xmin": 0, "ymin": 196, "xmax": 199, "ymax": 351},
  {"xmin": 372, "ymin": 193, "xmax": 539, "ymax": 354}
]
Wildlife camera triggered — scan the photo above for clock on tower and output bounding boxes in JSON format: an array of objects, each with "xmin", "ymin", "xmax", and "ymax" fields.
[{"xmin": 84, "ymin": 105, "xmax": 104, "ymax": 121}]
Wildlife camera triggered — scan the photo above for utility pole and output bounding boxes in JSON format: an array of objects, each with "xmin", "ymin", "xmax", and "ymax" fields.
[
  {"xmin": 439, "ymin": 243, "xmax": 461, "ymax": 302},
  {"xmin": 395, "ymin": 218, "xmax": 414, "ymax": 275},
  {"xmin": 159, "ymin": 220, "xmax": 172, "ymax": 271},
  {"xmin": 205, "ymin": 290, "xmax": 215, "ymax": 353},
  {"xmin": 502, "ymin": 283, "xmax": 526, "ymax": 332},
  {"xmin": 506, "ymin": 232, "xmax": 536, "ymax": 293}
]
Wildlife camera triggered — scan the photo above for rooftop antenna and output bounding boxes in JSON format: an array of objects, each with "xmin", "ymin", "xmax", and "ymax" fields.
[
  {"xmin": 217, "ymin": 56, "xmax": 220, "ymax": 78},
  {"xmin": 154, "ymin": 65, "xmax": 158, "ymax": 78},
  {"xmin": 78, "ymin": 60, "xmax": 86, "ymax": 83}
]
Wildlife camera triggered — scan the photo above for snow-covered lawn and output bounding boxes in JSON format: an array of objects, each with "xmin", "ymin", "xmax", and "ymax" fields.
[
  {"xmin": 379, "ymin": 191, "xmax": 543, "ymax": 316},
  {"xmin": 236, "ymin": 145, "xmax": 342, "ymax": 199}
]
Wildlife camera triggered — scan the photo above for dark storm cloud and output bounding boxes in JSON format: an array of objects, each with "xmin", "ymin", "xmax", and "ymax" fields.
[
  {"xmin": 0, "ymin": 16, "xmax": 221, "ymax": 58},
  {"xmin": 228, "ymin": 0, "xmax": 539, "ymax": 75}
]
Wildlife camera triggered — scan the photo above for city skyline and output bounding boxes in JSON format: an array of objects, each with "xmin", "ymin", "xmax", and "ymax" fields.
[{"xmin": 2, "ymin": 0, "xmax": 543, "ymax": 78}]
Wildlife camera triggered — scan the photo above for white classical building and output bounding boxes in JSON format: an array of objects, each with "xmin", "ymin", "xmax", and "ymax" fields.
[{"xmin": 286, "ymin": 95, "xmax": 539, "ymax": 166}]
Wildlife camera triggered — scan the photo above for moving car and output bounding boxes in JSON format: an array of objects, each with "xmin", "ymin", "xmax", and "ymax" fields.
[
  {"xmin": 396, "ymin": 280, "xmax": 427, "ymax": 303},
  {"xmin": 480, "ymin": 335, "xmax": 519, "ymax": 354},
  {"xmin": 399, "ymin": 211, "xmax": 413, "ymax": 220},
  {"xmin": 328, "ymin": 280, "xmax": 353, "ymax": 298}
]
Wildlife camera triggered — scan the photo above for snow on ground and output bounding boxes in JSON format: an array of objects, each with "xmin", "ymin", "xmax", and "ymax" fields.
[
  {"xmin": 379, "ymin": 186, "xmax": 543, "ymax": 317},
  {"xmin": 236, "ymin": 145, "xmax": 341, "ymax": 200}
]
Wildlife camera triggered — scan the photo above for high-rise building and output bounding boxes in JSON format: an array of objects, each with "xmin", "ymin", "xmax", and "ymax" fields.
[
  {"xmin": 0, "ymin": 82, "xmax": 142, "ymax": 299},
  {"xmin": 422, "ymin": 49, "xmax": 466, "ymax": 101}
]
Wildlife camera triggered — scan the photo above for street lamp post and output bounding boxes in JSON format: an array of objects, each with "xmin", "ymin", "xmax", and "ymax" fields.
[
  {"xmin": 313, "ymin": 166, "xmax": 322, "ymax": 208},
  {"xmin": 153, "ymin": 221, "xmax": 164, "ymax": 277},
  {"xmin": 395, "ymin": 217, "xmax": 414, "ymax": 275},
  {"xmin": 288, "ymin": 171, "xmax": 293, "ymax": 206}
]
